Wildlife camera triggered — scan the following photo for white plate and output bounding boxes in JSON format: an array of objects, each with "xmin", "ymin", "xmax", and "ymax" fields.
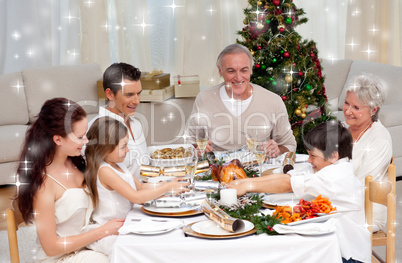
[
  {"xmin": 148, "ymin": 144, "xmax": 195, "ymax": 167},
  {"xmin": 263, "ymin": 193, "xmax": 314, "ymax": 206},
  {"xmin": 143, "ymin": 205, "xmax": 200, "ymax": 214},
  {"xmin": 191, "ymin": 220, "xmax": 254, "ymax": 236},
  {"xmin": 131, "ymin": 228, "xmax": 176, "ymax": 235},
  {"xmin": 286, "ymin": 212, "xmax": 342, "ymax": 226}
]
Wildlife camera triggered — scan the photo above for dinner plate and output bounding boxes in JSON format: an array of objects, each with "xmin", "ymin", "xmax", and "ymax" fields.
[
  {"xmin": 130, "ymin": 228, "xmax": 176, "ymax": 235},
  {"xmin": 141, "ymin": 206, "xmax": 203, "ymax": 217},
  {"xmin": 143, "ymin": 205, "xmax": 199, "ymax": 214},
  {"xmin": 286, "ymin": 212, "xmax": 342, "ymax": 226},
  {"xmin": 263, "ymin": 193, "xmax": 314, "ymax": 208},
  {"xmin": 191, "ymin": 220, "xmax": 254, "ymax": 236},
  {"xmin": 183, "ymin": 221, "xmax": 257, "ymax": 239}
]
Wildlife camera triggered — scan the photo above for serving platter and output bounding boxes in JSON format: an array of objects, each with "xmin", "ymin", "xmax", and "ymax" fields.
[
  {"xmin": 286, "ymin": 212, "xmax": 342, "ymax": 226},
  {"xmin": 183, "ymin": 221, "xmax": 257, "ymax": 239},
  {"xmin": 148, "ymin": 143, "xmax": 195, "ymax": 167},
  {"xmin": 262, "ymin": 193, "xmax": 315, "ymax": 209},
  {"xmin": 141, "ymin": 206, "xmax": 203, "ymax": 217},
  {"xmin": 191, "ymin": 220, "xmax": 254, "ymax": 236}
]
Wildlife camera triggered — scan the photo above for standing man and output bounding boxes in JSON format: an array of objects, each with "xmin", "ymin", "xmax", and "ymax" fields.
[
  {"xmin": 89, "ymin": 63, "xmax": 149, "ymax": 179},
  {"xmin": 186, "ymin": 44, "xmax": 296, "ymax": 157}
]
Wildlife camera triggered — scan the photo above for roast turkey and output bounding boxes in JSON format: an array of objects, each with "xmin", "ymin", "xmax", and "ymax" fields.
[{"xmin": 210, "ymin": 159, "xmax": 247, "ymax": 184}]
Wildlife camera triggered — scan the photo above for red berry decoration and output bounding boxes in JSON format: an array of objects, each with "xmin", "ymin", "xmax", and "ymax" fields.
[
  {"xmin": 281, "ymin": 95, "xmax": 287, "ymax": 100},
  {"xmin": 283, "ymin": 51, "xmax": 290, "ymax": 58},
  {"xmin": 255, "ymin": 64, "xmax": 261, "ymax": 69},
  {"xmin": 257, "ymin": 46, "xmax": 262, "ymax": 50},
  {"xmin": 279, "ymin": 27, "xmax": 285, "ymax": 33},
  {"xmin": 310, "ymin": 53, "xmax": 315, "ymax": 58},
  {"xmin": 298, "ymin": 71, "xmax": 303, "ymax": 76},
  {"xmin": 272, "ymin": 0, "xmax": 280, "ymax": 6}
]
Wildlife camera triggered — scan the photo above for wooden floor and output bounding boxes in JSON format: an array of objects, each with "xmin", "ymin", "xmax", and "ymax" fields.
[{"xmin": 0, "ymin": 185, "xmax": 18, "ymax": 231}]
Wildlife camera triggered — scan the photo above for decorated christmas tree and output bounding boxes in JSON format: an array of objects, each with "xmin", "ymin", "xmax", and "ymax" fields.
[{"xmin": 237, "ymin": 0, "xmax": 334, "ymax": 153}]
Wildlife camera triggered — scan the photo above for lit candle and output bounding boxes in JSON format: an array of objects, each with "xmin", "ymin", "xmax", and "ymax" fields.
[{"xmin": 220, "ymin": 189, "xmax": 237, "ymax": 206}]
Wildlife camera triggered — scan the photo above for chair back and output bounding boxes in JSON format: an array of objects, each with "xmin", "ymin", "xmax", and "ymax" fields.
[
  {"xmin": 365, "ymin": 175, "xmax": 396, "ymax": 263},
  {"xmin": 388, "ymin": 157, "xmax": 396, "ymax": 194},
  {"xmin": 6, "ymin": 200, "xmax": 24, "ymax": 263}
]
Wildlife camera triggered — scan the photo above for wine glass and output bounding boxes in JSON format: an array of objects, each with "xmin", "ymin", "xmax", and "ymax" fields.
[
  {"xmin": 185, "ymin": 147, "xmax": 198, "ymax": 189},
  {"xmin": 195, "ymin": 126, "xmax": 208, "ymax": 159},
  {"xmin": 254, "ymin": 142, "xmax": 266, "ymax": 176},
  {"xmin": 245, "ymin": 127, "xmax": 257, "ymax": 156}
]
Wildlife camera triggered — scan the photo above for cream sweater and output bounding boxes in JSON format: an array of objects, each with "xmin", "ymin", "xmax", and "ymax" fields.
[{"xmin": 186, "ymin": 83, "xmax": 296, "ymax": 152}]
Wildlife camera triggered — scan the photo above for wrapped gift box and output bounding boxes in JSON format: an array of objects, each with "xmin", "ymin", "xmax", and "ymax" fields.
[
  {"xmin": 174, "ymin": 75, "xmax": 200, "ymax": 97},
  {"xmin": 141, "ymin": 72, "xmax": 171, "ymax": 90},
  {"xmin": 97, "ymin": 80, "xmax": 107, "ymax": 100},
  {"xmin": 140, "ymin": 85, "xmax": 174, "ymax": 102}
]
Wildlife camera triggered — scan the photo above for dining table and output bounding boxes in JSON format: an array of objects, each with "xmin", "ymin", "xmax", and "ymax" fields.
[{"xmin": 111, "ymin": 204, "xmax": 342, "ymax": 263}]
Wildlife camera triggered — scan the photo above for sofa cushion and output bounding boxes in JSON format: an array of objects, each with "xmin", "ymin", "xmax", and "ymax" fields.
[
  {"xmin": 338, "ymin": 60, "xmax": 402, "ymax": 109},
  {"xmin": 321, "ymin": 59, "xmax": 353, "ymax": 108},
  {"xmin": 0, "ymin": 125, "xmax": 29, "ymax": 162},
  {"xmin": 0, "ymin": 72, "xmax": 29, "ymax": 125},
  {"xmin": 379, "ymin": 103, "xmax": 402, "ymax": 128},
  {"xmin": 22, "ymin": 63, "xmax": 102, "ymax": 122}
]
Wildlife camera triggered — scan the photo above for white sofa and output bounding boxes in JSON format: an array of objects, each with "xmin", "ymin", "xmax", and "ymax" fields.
[{"xmin": 0, "ymin": 59, "xmax": 401, "ymax": 185}]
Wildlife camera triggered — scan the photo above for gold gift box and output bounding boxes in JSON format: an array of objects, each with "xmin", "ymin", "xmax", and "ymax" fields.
[{"xmin": 141, "ymin": 72, "xmax": 171, "ymax": 90}]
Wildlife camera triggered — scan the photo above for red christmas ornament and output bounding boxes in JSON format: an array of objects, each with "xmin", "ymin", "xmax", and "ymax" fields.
[
  {"xmin": 283, "ymin": 51, "xmax": 290, "ymax": 58},
  {"xmin": 281, "ymin": 95, "xmax": 287, "ymax": 100},
  {"xmin": 279, "ymin": 27, "xmax": 285, "ymax": 33},
  {"xmin": 255, "ymin": 64, "xmax": 261, "ymax": 69},
  {"xmin": 272, "ymin": 0, "xmax": 280, "ymax": 6},
  {"xmin": 292, "ymin": 62, "xmax": 296, "ymax": 66},
  {"xmin": 293, "ymin": 88, "xmax": 297, "ymax": 92},
  {"xmin": 296, "ymin": 45, "xmax": 300, "ymax": 50},
  {"xmin": 257, "ymin": 46, "xmax": 262, "ymax": 50},
  {"xmin": 298, "ymin": 71, "xmax": 303, "ymax": 76},
  {"xmin": 310, "ymin": 53, "xmax": 315, "ymax": 58}
]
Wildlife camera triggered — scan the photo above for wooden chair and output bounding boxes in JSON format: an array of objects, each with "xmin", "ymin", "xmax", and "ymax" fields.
[
  {"xmin": 6, "ymin": 201, "xmax": 24, "ymax": 263},
  {"xmin": 365, "ymin": 175, "xmax": 396, "ymax": 263}
]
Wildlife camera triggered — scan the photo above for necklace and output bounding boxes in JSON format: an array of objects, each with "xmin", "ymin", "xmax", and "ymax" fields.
[{"xmin": 354, "ymin": 122, "xmax": 373, "ymax": 143}]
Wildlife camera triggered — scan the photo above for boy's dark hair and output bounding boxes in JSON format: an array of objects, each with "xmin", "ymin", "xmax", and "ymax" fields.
[
  {"xmin": 103, "ymin": 62, "xmax": 141, "ymax": 95},
  {"xmin": 303, "ymin": 121, "xmax": 353, "ymax": 160}
]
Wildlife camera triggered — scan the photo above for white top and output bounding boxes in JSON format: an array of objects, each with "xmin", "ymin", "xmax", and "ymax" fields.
[
  {"xmin": 219, "ymin": 85, "xmax": 253, "ymax": 117},
  {"xmin": 36, "ymin": 175, "xmax": 93, "ymax": 262},
  {"xmin": 290, "ymin": 158, "xmax": 371, "ymax": 263},
  {"xmin": 91, "ymin": 162, "xmax": 136, "ymax": 225},
  {"xmin": 351, "ymin": 120, "xmax": 392, "ymax": 232},
  {"xmin": 88, "ymin": 107, "xmax": 150, "ymax": 179}
]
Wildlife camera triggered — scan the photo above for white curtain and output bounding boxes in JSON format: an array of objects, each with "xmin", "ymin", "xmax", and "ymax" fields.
[
  {"xmin": 0, "ymin": 0, "xmax": 81, "ymax": 74},
  {"xmin": 1, "ymin": 0, "xmax": 401, "ymax": 76},
  {"xmin": 84, "ymin": 0, "xmax": 248, "ymax": 86}
]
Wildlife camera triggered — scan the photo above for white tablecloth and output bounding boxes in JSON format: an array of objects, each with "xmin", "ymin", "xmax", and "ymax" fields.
[{"xmin": 111, "ymin": 206, "xmax": 342, "ymax": 263}]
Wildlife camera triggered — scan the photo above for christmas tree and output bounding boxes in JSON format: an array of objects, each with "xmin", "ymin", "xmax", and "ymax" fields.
[{"xmin": 237, "ymin": 0, "xmax": 334, "ymax": 153}]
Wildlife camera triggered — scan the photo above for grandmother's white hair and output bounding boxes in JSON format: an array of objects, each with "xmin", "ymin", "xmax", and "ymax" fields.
[
  {"xmin": 345, "ymin": 73, "xmax": 388, "ymax": 122},
  {"xmin": 216, "ymin": 43, "xmax": 254, "ymax": 70}
]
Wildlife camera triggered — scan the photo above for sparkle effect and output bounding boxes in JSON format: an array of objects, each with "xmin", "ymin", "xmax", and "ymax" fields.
[
  {"xmin": 133, "ymin": 16, "xmax": 152, "ymax": 36},
  {"xmin": 165, "ymin": 0, "xmax": 183, "ymax": 16},
  {"xmin": 12, "ymin": 80, "xmax": 24, "ymax": 94}
]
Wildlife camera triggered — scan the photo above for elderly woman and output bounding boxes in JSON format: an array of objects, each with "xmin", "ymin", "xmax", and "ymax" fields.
[{"xmin": 343, "ymin": 73, "xmax": 392, "ymax": 232}]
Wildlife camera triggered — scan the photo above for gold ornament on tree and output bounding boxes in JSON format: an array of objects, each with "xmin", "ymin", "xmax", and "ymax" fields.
[
  {"xmin": 295, "ymin": 108, "xmax": 302, "ymax": 116},
  {"xmin": 284, "ymin": 73, "xmax": 293, "ymax": 83},
  {"xmin": 301, "ymin": 113, "xmax": 307, "ymax": 119},
  {"xmin": 257, "ymin": 1, "xmax": 263, "ymax": 6}
]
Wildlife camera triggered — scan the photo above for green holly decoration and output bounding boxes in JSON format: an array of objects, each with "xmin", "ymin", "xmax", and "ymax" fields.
[
  {"xmin": 285, "ymin": 17, "xmax": 292, "ymax": 24},
  {"xmin": 306, "ymin": 84, "xmax": 312, "ymax": 91}
]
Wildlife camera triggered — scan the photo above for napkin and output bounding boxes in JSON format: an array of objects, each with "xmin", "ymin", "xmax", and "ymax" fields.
[
  {"xmin": 273, "ymin": 218, "xmax": 336, "ymax": 235},
  {"xmin": 119, "ymin": 219, "xmax": 184, "ymax": 234}
]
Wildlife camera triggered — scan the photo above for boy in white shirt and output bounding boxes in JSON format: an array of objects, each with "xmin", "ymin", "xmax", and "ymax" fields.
[{"xmin": 228, "ymin": 121, "xmax": 371, "ymax": 263}]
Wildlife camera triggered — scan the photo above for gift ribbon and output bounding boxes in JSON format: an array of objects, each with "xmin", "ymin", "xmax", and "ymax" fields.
[{"xmin": 143, "ymin": 69, "xmax": 164, "ymax": 80}]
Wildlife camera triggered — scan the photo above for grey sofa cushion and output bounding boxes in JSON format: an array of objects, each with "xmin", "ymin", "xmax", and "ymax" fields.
[
  {"xmin": 379, "ymin": 103, "xmax": 402, "ymax": 128},
  {"xmin": 0, "ymin": 72, "xmax": 29, "ymax": 125},
  {"xmin": 338, "ymin": 60, "xmax": 402, "ymax": 109},
  {"xmin": 22, "ymin": 63, "xmax": 102, "ymax": 122},
  {"xmin": 0, "ymin": 125, "xmax": 29, "ymax": 161},
  {"xmin": 322, "ymin": 59, "xmax": 353, "ymax": 111}
]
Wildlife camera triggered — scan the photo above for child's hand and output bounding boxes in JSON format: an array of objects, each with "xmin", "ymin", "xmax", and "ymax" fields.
[
  {"xmin": 100, "ymin": 218, "xmax": 125, "ymax": 238},
  {"xmin": 168, "ymin": 178, "xmax": 190, "ymax": 195},
  {"xmin": 226, "ymin": 180, "xmax": 247, "ymax": 197}
]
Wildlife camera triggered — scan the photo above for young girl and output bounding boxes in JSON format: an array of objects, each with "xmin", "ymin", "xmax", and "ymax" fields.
[
  {"xmin": 15, "ymin": 98, "xmax": 124, "ymax": 263},
  {"xmin": 84, "ymin": 116, "xmax": 189, "ymax": 255}
]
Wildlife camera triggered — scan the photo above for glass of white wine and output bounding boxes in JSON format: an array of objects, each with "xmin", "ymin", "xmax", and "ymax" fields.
[
  {"xmin": 195, "ymin": 126, "xmax": 208, "ymax": 159},
  {"xmin": 254, "ymin": 143, "xmax": 266, "ymax": 176},
  {"xmin": 185, "ymin": 147, "xmax": 198, "ymax": 189}
]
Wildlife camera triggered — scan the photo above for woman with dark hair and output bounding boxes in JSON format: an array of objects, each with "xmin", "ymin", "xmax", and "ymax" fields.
[{"xmin": 15, "ymin": 98, "xmax": 124, "ymax": 262}]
